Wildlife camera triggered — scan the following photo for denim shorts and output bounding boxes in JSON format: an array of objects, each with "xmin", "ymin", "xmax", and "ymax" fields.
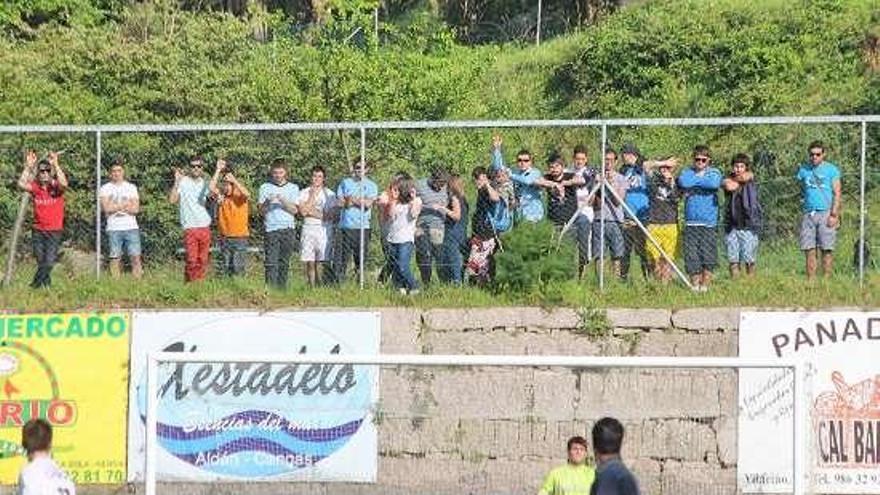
[
  {"xmin": 107, "ymin": 229, "xmax": 142, "ymax": 258},
  {"xmin": 725, "ymin": 229, "xmax": 759, "ymax": 264}
]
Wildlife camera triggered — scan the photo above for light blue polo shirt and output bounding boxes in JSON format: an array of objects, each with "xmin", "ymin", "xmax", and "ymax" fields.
[
  {"xmin": 177, "ymin": 177, "xmax": 211, "ymax": 229},
  {"xmin": 258, "ymin": 181, "xmax": 300, "ymax": 232},
  {"xmin": 336, "ymin": 177, "xmax": 379, "ymax": 230}
]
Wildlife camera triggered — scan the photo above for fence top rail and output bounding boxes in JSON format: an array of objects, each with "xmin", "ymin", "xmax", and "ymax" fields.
[
  {"xmin": 148, "ymin": 352, "xmax": 797, "ymax": 369},
  {"xmin": 0, "ymin": 115, "xmax": 878, "ymax": 133}
]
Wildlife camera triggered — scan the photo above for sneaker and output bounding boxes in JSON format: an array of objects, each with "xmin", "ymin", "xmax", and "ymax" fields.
[
  {"xmin": 398, "ymin": 288, "xmax": 407, "ymax": 295},
  {"xmin": 408, "ymin": 289, "xmax": 421, "ymax": 296}
]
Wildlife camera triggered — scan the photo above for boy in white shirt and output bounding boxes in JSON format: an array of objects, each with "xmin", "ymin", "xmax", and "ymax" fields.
[
  {"xmin": 99, "ymin": 158, "xmax": 142, "ymax": 278},
  {"xmin": 297, "ymin": 165, "xmax": 336, "ymax": 286},
  {"xmin": 17, "ymin": 418, "xmax": 75, "ymax": 495}
]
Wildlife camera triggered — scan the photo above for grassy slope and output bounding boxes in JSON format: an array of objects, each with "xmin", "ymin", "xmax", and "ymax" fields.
[{"xmin": 1, "ymin": 0, "xmax": 879, "ymax": 309}]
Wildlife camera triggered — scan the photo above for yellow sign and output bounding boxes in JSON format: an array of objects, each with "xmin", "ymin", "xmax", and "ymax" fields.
[{"xmin": 0, "ymin": 313, "xmax": 129, "ymax": 484}]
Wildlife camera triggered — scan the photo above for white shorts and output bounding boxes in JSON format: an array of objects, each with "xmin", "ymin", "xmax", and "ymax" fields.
[{"xmin": 300, "ymin": 224, "xmax": 332, "ymax": 262}]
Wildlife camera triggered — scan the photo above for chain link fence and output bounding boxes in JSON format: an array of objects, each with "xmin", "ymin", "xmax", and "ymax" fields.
[{"xmin": 1, "ymin": 117, "xmax": 878, "ymax": 294}]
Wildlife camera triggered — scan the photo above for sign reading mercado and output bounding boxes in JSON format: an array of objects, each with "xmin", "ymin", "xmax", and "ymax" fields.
[
  {"xmin": 127, "ymin": 311, "xmax": 380, "ymax": 483},
  {"xmin": 738, "ymin": 311, "xmax": 880, "ymax": 494},
  {"xmin": 0, "ymin": 313, "xmax": 130, "ymax": 485}
]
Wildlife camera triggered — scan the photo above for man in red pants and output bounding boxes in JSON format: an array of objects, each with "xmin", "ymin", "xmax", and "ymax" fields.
[{"xmin": 169, "ymin": 155, "xmax": 212, "ymax": 282}]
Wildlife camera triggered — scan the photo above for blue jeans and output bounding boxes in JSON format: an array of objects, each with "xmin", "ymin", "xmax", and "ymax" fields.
[
  {"xmin": 573, "ymin": 215, "xmax": 592, "ymax": 265},
  {"xmin": 439, "ymin": 235, "xmax": 465, "ymax": 285},
  {"xmin": 220, "ymin": 236, "xmax": 248, "ymax": 277},
  {"xmin": 389, "ymin": 242, "xmax": 418, "ymax": 291}
]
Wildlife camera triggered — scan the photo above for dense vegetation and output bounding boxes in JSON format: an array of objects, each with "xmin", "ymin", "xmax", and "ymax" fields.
[{"xmin": 0, "ymin": 0, "xmax": 878, "ymax": 270}]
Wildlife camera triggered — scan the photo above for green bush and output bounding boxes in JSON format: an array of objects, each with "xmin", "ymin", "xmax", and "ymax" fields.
[{"xmin": 491, "ymin": 221, "xmax": 576, "ymax": 295}]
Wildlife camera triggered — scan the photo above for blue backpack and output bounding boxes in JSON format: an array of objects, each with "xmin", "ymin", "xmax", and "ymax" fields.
[{"xmin": 487, "ymin": 196, "xmax": 512, "ymax": 233}]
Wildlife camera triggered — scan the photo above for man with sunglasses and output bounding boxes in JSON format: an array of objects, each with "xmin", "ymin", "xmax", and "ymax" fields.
[
  {"xmin": 17, "ymin": 150, "xmax": 68, "ymax": 288},
  {"xmin": 169, "ymin": 155, "xmax": 212, "ymax": 282},
  {"xmin": 796, "ymin": 141, "xmax": 842, "ymax": 279},
  {"xmin": 678, "ymin": 145, "xmax": 722, "ymax": 291},
  {"xmin": 490, "ymin": 135, "xmax": 545, "ymax": 223}
]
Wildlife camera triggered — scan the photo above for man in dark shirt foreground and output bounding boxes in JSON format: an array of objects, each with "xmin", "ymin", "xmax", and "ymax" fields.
[{"xmin": 590, "ymin": 417, "xmax": 641, "ymax": 495}]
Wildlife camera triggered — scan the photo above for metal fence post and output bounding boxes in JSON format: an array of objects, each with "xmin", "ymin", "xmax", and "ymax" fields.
[
  {"xmin": 95, "ymin": 130, "xmax": 102, "ymax": 279},
  {"xmin": 536, "ymin": 0, "xmax": 542, "ymax": 46},
  {"xmin": 859, "ymin": 121, "xmax": 867, "ymax": 287},
  {"xmin": 359, "ymin": 127, "xmax": 367, "ymax": 290},
  {"xmin": 599, "ymin": 125, "xmax": 607, "ymax": 292}
]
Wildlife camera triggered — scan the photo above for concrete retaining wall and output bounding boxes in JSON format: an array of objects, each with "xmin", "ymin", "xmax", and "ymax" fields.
[{"xmin": 93, "ymin": 307, "xmax": 748, "ymax": 495}]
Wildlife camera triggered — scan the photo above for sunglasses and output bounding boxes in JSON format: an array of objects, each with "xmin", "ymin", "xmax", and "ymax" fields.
[
  {"xmin": 810, "ymin": 152, "xmax": 824, "ymax": 157},
  {"xmin": 38, "ymin": 169, "xmax": 51, "ymax": 173},
  {"xmin": 694, "ymin": 157, "xmax": 709, "ymax": 163},
  {"xmin": 516, "ymin": 158, "xmax": 531, "ymax": 163}
]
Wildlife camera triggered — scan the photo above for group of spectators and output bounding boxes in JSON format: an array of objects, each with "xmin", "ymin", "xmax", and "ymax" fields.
[{"xmin": 16, "ymin": 137, "xmax": 842, "ymax": 291}]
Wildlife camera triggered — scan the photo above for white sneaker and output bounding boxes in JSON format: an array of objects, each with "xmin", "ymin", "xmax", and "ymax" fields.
[
  {"xmin": 398, "ymin": 288, "xmax": 407, "ymax": 295},
  {"xmin": 409, "ymin": 289, "xmax": 421, "ymax": 296}
]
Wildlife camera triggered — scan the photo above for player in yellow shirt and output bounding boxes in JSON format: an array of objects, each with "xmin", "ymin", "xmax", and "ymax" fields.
[{"xmin": 538, "ymin": 436, "xmax": 596, "ymax": 495}]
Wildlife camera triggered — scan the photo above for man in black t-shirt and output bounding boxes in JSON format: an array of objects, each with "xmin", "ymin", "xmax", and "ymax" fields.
[
  {"xmin": 646, "ymin": 162, "xmax": 681, "ymax": 283},
  {"xmin": 591, "ymin": 417, "xmax": 641, "ymax": 495},
  {"xmin": 541, "ymin": 153, "xmax": 579, "ymax": 227}
]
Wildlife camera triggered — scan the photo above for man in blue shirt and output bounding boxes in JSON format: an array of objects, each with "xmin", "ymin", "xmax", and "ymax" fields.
[
  {"xmin": 796, "ymin": 140, "xmax": 842, "ymax": 279},
  {"xmin": 490, "ymin": 135, "xmax": 545, "ymax": 223},
  {"xmin": 620, "ymin": 143, "xmax": 651, "ymax": 282},
  {"xmin": 333, "ymin": 160, "xmax": 379, "ymax": 284},
  {"xmin": 258, "ymin": 158, "xmax": 299, "ymax": 289},
  {"xmin": 678, "ymin": 145, "xmax": 722, "ymax": 291},
  {"xmin": 590, "ymin": 417, "xmax": 640, "ymax": 495}
]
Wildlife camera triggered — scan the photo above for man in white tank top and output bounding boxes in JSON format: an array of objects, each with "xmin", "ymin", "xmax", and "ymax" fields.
[{"xmin": 17, "ymin": 419, "xmax": 75, "ymax": 495}]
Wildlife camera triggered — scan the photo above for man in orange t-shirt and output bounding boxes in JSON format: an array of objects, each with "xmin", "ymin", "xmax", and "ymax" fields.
[{"xmin": 209, "ymin": 159, "xmax": 250, "ymax": 276}]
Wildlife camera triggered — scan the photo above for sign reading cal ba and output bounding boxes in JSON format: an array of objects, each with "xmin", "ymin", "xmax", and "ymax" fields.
[
  {"xmin": 738, "ymin": 312, "xmax": 880, "ymax": 494},
  {"xmin": 0, "ymin": 313, "xmax": 130, "ymax": 485}
]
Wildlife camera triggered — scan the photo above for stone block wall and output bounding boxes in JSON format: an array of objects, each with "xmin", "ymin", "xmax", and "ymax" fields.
[
  {"xmin": 362, "ymin": 307, "xmax": 742, "ymax": 495},
  {"xmin": 93, "ymin": 307, "xmax": 746, "ymax": 495}
]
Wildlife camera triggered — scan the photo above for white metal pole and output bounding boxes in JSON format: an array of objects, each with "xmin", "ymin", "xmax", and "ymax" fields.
[
  {"xmin": 144, "ymin": 355, "xmax": 159, "ymax": 495},
  {"xmin": 150, "ymin": 351, "xmax": 796, "ymax": 369},
  {"xmin": 536, "ymin": 0, "xmax": 542, "ymax": 46},
  {"xmin": 358, "ymin": 127, "xmax": 367, "ymax": 290},
  {"xmin": 858, "ymin": 121, "xmax": 867, "ymax": 287},
  {"xmin": 374, "ymin": 7, "xmax": 379, "ymax": 42},
  {"xmin": 2, "ymin": 115, "xmax": 880, "ymax": 135},
  {"xmin": 599, "ymin": 125, "xmax": 607, "ymax": 291},
  {"xmin": 95, "ymin": 131, "xmax": 102, "ymax": 278}
]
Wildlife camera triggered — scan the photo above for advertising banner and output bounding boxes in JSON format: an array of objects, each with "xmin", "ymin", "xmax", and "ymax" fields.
[
  {"xmin": 127, "ymin": 311, "xmax": 380, "ymax": 483},
  {"xmin": 738, "ymin": 311, "xmax": 880, "ymax": 493},
  {"xmin": 0, "ymin": 313, "xmax": 130, "ymax": 484}
]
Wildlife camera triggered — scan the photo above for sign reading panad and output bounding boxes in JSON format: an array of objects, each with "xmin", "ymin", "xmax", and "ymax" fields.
[
  {"xmin": 127, "ymin": 311, "xmax": 380, "ymax": 483},
  {"xmin": 738, "ymin": 311, "xmax": 880, "ymax": 494},
  {"xmin": 0, "ymin": 313, "xmax": 130, "ymax": 484}
]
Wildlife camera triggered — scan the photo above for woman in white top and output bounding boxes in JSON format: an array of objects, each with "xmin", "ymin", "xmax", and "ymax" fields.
[{"xmin": 379, "ymin": 174, "xmax": 422, "ymax": 295}]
